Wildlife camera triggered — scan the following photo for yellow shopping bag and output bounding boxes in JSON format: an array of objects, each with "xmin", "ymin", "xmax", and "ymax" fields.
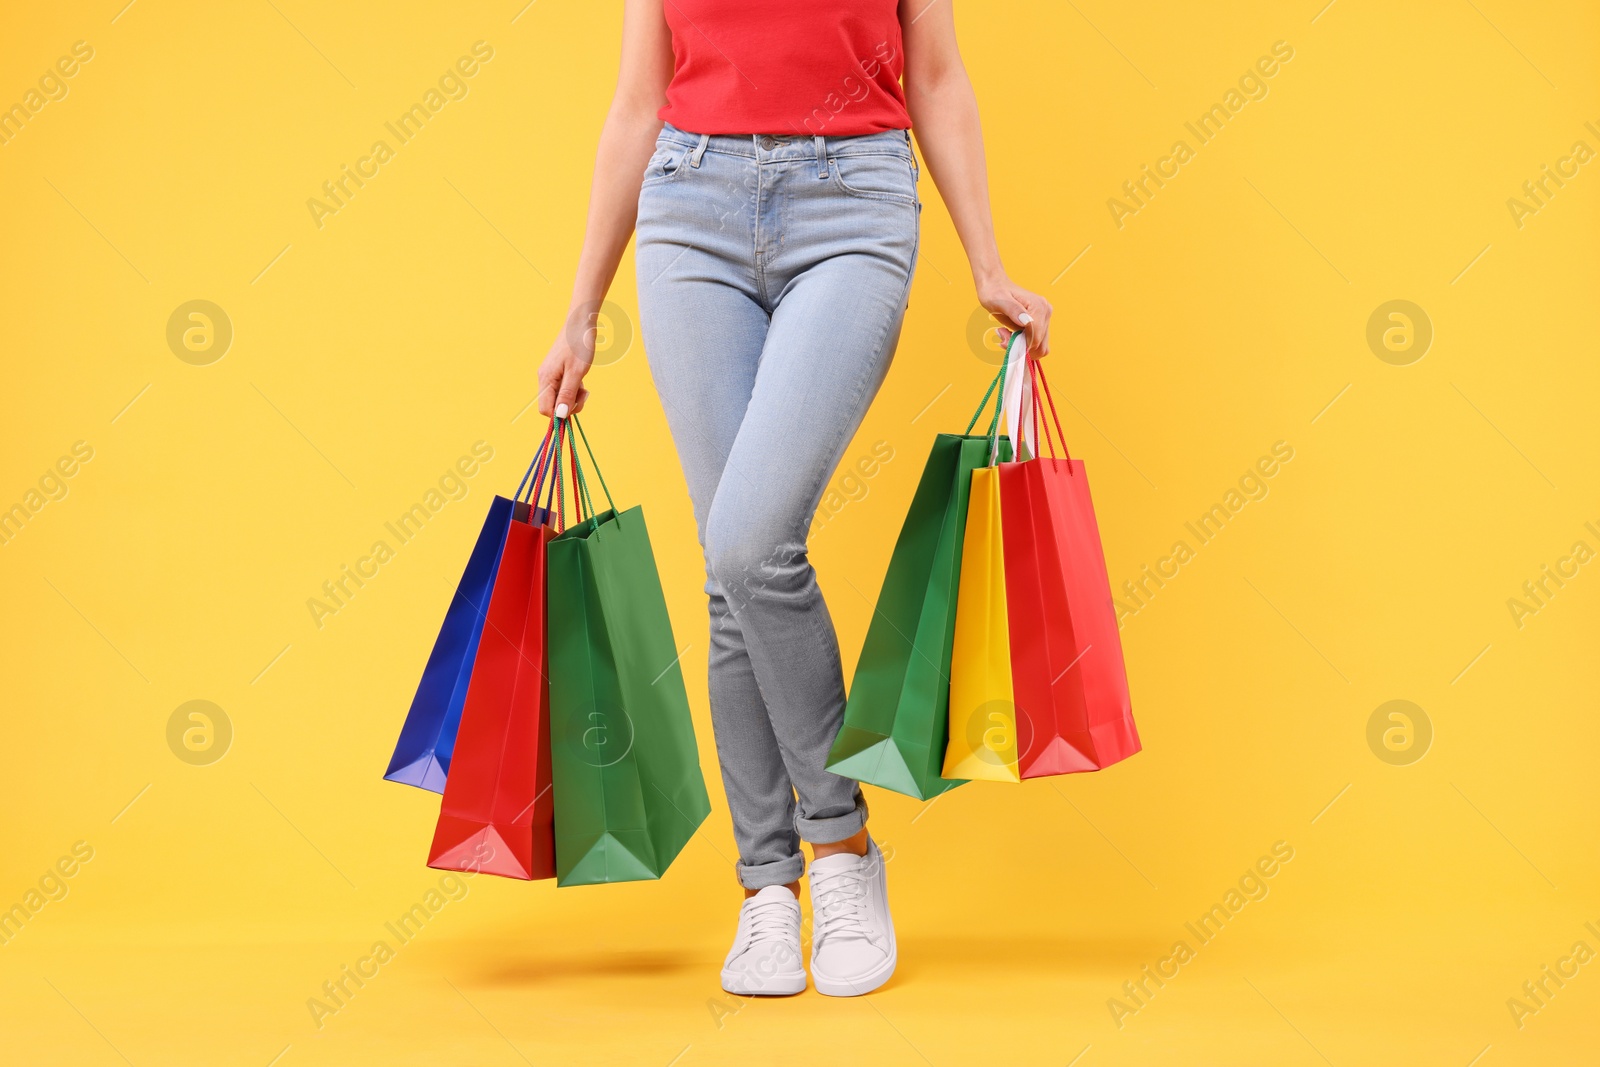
[
  {"xmin": 942, "ymin": 464, "xmax": 1022, "ymax": 782},
  {"xmin": 944, "ymin": 334, "xmax": 1036, "ymax": 783}
]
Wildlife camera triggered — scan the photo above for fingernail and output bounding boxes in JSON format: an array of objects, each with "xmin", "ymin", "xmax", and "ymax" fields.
[
  {"xmin": 555, "ymin": 403, "xmax": 569, "ymax": 418},
  {"xmin": 1018, "ymin": 313, "xmax": 1034, "ymax": 325}
]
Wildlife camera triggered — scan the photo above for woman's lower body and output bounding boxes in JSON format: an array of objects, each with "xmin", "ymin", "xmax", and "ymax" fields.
[{"xmin": 635, "ymin": 123, "xmax": 920, "ymax": 995}]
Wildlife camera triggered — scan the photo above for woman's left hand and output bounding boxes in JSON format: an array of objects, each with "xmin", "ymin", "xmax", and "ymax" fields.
[{"xmin": 977, "ymin": 275, "xmax": 1053, "ymax": 356}]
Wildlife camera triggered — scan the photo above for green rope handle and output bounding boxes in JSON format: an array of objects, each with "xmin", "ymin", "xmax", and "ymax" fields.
[
  {"xmin": 571, "ymin": 416, "xmax": 618, "ymax": 517},
  {"xmin": 964, "ymin": 361, "xmax": 1008, "ymax": 434},
  {"xmin": 573, "ymin": 445, "xmax": 595, "ymax": 519},
  {"xmin": 563, "ymin": 417, "xmax": 597, "ymax": 519},
  {"xmin": 983, "ymin": 352, "xmax": 1010, "ymax": 466}
]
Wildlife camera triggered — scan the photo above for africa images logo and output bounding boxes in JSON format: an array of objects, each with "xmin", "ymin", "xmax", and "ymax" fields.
[{"xmin": 564, "ymin": 702, "xmax": 635, "ymax": 769}]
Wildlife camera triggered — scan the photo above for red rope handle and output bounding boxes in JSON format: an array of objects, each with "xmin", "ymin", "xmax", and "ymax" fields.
[
  {"xmin": 1027, "ymin": 360, "xmax": 1052, "ymax": 459},
  {"xmin": 527, "ymin": 421, "xmax": 558, "ymax": 506},
  {"xmin": 1031, "ymin": 359, "xmax": 1072, "ymax": 463}
]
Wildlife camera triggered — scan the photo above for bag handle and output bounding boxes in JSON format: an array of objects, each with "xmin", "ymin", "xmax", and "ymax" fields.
[
  {"xmin": 966, "ymin": 332, "xmax": 1035, "ymax": 467},
  {"xmin": 524, "ymin": 426, "xmax": 561, "ymax": 521},
  {"xmin": 961, "ymin": 342, "xmax": 1014, "ymax": 467},
  {"xmin": 570, "ymin": 415, "xmax": 618, "ymax": 518},
  {"xmin": 509, "ymin": 413, "xmax": 621, "ymax": 532},
  {"xmin": 1029, "ymin": 358, "xmax": 1073, "ymax": 465},
  {"xmin": 568, "ymin": 424, "xmax": 587, "ymax": 521},
  {"xmin": 964, "ymin": 333, "xmax": 1030, "ymax": 443},
  {"xmin": 514, "ymin": 413, "xmax": 618, "ymax": 533},
  {"xmin": 961, "ymin": 333, "xmax": 1075, "ymax": 468},
  {"xmin": 515, "ymin": 421, "xmax": 557, "ymax": 501},
  {"xmin": 538, "ymin": 418, "xmax": 567, "ymax": 528},
  {"xmin": 1000, "ymin": 332, "xmax": 1036, "ymax": 462},
  {"xmin": 965, "ymin": 363, "xmax": 1006, "ymax": 434},
  {"xmin": 986, "ymin": 352, "xmax": 1008, "ymax": 467},
  {"xmin": 517, "ymin": 416, "xmax": 583, "ymax": 530}
]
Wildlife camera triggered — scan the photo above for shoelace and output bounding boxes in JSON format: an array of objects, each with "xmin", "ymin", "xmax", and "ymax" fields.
[
  {"xmin": 744, "ymin": 897, "xmax": 799, "ymax": 946},
  {"xmin": 810, "ymin": 862, "xmax": 880, "ymax": 949}
]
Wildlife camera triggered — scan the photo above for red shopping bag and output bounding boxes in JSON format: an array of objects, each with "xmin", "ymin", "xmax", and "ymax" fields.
[
  {"xmin": 999, "ymin": 355, "xmax": 1140, "ymax": 777},
  {"xmin": 427, "ymin": 423, "xmax": 575, "ymax": 879}
]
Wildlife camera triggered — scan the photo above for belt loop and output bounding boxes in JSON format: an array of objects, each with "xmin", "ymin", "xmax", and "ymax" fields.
[
  {"xmin": 690, "ymin": 133, "xmax": 710, "ymax": 168},
  {"xmin": 814, "ymin": 134, "xmax": 828, "ymax": 178}
]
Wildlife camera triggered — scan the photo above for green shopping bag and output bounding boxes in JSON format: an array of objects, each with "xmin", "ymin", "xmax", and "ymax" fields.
[
  {"xmin": 826, "ymin": 373, "xmax": 1013, "ymax": 800},
  {"xmin": 546, "ymin": 419, "xmax": 711, "ymax": 886}
]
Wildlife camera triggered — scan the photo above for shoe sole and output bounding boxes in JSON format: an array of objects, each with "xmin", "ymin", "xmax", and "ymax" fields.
[
  {"xmin": 810, "ymin": 942, "xmax": 897, "ymax": 997},
  {"xmin": 719, "ymin": 968, "xmax": 807, "ymax": 996}
]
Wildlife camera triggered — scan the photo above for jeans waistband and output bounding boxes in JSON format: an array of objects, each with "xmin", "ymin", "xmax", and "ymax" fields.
[{"xmin": 659, "ymin": 122, "xmax": 913, "ymax": 160}]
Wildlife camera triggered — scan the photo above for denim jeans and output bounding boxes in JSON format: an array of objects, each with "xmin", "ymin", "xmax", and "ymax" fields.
[{"xmin": 635, "ymin": 123, "xmax": 921, "ymax": 889}]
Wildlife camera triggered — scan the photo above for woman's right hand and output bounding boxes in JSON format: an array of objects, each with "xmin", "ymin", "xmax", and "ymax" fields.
[{"xmin": 537, "ymin": 305, "xmax": 596, "ymax": 417}]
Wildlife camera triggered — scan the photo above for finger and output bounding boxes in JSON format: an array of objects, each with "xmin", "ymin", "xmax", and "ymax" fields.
[
  {"xmin": 572, "ymin": 386, "xmax": 590, "ymax": 414},
  {"xmin": 536, "ymin": 377, "xmax": 557, "ymax": 416},
  {"xmin": 990, "ymin": 293, "xmax": 1032, "ymax": 334},
  {"xmin": 1008, "ymin": 296, "xmax": 1042, "ymax": 356},
  {"xmin": 554, "ymin": 364, "xmax": 584, "ymax": 418},
  {"xmin": 1010, "ymin": 294, "xmax": 1043, "ymax": 355},
  {"xmin": 1007, "ymin": 302, "xmax": 1041, "ymax": 357},
  {"xmin": 1031, "ymin": 301, "xmax": 1052, "ymax": 356}
]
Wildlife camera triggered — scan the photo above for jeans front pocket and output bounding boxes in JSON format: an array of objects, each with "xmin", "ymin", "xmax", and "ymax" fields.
[
  {"xmin": 829, "ymin": 152, "xmax": 918, "ymax": 206},
  {"xmin": 641, "ymin": 141, "xmax": 692, "ymax": 188}
]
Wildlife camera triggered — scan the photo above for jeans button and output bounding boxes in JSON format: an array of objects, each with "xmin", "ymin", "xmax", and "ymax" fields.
[{"xmin": 759, "ymin": 136, "xmax": 778, "ymax": 150}]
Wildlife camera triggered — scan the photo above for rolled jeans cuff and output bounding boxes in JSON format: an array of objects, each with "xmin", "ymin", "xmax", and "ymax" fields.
[
  {"xmin": 737, "ymin": 853, "xmax": 806, "ymax": 891},
  {"xmin": 795, "ymin": 790, "xmax": 869, "ymax": 846}
]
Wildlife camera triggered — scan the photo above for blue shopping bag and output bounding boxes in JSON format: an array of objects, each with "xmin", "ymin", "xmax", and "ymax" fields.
[
  {"xmin": 384, "ymin": 494, "xmax": 515, "ymax": 791},
  {"xmin": 386, "ymin": 427, "xmax": 559, "ymax": 792}
]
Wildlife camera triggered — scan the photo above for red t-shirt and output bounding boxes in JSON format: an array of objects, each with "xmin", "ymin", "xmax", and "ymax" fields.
[{"xmin": 658, "ymin": 0, "xmax": 910, "ymax": 137}]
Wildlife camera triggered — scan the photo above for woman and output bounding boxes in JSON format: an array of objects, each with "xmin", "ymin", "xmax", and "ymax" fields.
[{"xmin": 537, "ymin": 0, "xmax": 1052, "ymax": 997}]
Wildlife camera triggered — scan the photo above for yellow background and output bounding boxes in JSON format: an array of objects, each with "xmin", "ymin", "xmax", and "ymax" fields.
[{"xmin": 3, "ymin": 1, "xmax": 1597, "ymax": 1063}]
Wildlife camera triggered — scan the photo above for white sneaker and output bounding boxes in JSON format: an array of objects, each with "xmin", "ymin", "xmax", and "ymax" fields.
[
  {"xmin": 808, "ymin": 838, "xmax": 896, "ymax": 996},
  {"xmin": 721, "ymin": 885, "xmax": 807, "ymax": 996}
]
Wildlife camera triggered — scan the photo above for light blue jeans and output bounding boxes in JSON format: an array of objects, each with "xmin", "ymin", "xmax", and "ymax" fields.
[{"xmin": 635, "ymin": 123, "xmax": 921, "ymax": 889}]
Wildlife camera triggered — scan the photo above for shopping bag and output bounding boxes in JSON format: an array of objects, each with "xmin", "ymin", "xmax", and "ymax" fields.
[
  {"xmin": 826, "ymin": 418, "xmax": 1011, "ymax": 798},
  {"xmin": 942, "ymin": 338, "xmax": 1036, "ymax": 783},
  {"xmin": 427, "ymin": 426, "xmax": 568, "ymax": 879},
  {"xmin": 384, "ymin": 495, "xmax": 514, "ymax": 792},
  {"xmin": 547, "ymin": 418, "xmax": 711, "ymax": 886},
  {"xmin": 1002, "ymin": 358, "xmax": 1140, "ymax": 776},
  {"xmin": 942, "ymin": 464, "xmax": 1025, "ymax": 782}
]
